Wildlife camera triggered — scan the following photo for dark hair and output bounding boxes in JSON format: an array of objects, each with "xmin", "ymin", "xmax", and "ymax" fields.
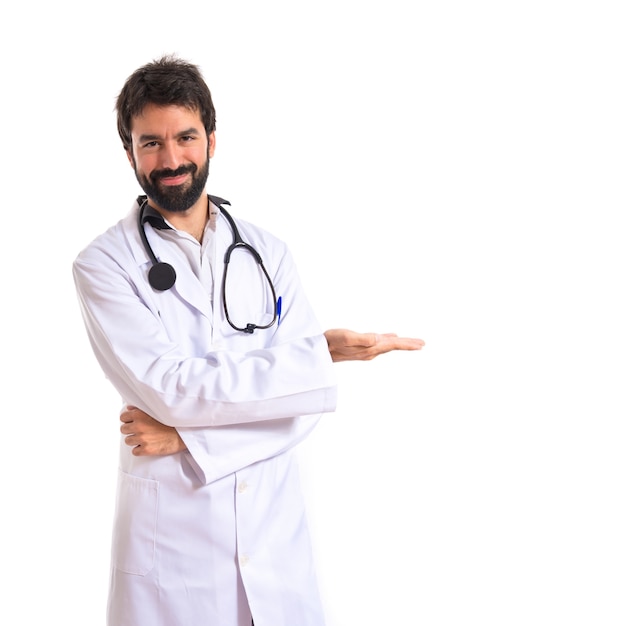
[{"xmin": 116, "ymin": 54, "xmax": 216, "ymax": 151}]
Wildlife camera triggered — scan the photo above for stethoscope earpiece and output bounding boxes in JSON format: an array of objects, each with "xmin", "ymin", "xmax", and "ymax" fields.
[{"xmin": 148, "ymin": 262, "xmax": 177, "ymax": 291}]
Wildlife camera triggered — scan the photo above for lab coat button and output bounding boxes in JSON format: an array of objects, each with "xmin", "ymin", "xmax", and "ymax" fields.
[
  {"xmin": 240, "ymin": 554, "xmax": 249, "ymax": 567},
  {"xmin": 238, "ymin": 481, "xmax": 248, "ymax": 494}
]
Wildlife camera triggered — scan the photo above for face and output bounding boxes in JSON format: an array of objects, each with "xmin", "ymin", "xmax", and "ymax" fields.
[{"xmin": 127, "ymin": 104, "xmax": 216, "ymax": 214}]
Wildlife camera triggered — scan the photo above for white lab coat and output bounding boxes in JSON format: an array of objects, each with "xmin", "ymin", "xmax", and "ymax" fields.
[{"xmin": 73, "ymin": 197, "xmax": 338, "ymax": 626}]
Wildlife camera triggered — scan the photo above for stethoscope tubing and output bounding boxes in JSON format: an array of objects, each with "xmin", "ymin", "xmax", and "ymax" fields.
[{"xmin": 138, "ymin": 196, "xmax": 278, "ymax": 333}]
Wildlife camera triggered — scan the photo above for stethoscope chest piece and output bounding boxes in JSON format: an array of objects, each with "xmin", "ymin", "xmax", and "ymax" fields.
[{"xmin": 148, "ymin": 261, "xmax": 177, "ymax": 291}]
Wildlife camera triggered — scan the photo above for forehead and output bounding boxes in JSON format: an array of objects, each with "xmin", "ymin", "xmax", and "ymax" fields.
[{"xmin": 130, "ymin": 103, "xmax": 205, "ymax": 136}]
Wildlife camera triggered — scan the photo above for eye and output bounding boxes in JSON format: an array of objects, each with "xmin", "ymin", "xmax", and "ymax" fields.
[{"xmin": 142, "ymin": 141, "xmax": 160, "ymax": 149}]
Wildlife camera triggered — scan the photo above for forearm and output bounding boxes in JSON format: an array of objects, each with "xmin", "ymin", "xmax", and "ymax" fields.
[
  {"xmin": 177, "ymin": 414, "xmax": 322, "ymax": 485},
  {"xmin": 121, "ymin": 405, "xmax": 321, "ymax": 485}
]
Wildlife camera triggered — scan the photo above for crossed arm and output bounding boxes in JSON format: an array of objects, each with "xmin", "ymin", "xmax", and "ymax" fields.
[{"xmin": 120, "ymin": 329, "xmax": 425, "ymax": 456}]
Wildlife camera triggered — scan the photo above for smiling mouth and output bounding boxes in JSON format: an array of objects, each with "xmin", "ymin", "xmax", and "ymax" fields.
[{"xmin": 158, "ymin": 173, "xmax": 190, "ymax": 186}]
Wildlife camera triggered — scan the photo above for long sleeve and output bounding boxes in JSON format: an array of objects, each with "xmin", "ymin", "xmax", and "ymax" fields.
[
  {"xmin": 73, "ymin": 210, "xmax": 337, "ymax": 483},
  {"xmin": 72, "ymin": 216, "xmax": 337, "ymax": 429}
]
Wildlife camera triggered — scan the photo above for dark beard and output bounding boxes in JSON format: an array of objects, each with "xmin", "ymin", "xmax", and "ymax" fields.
[{"xmin": 135, "ymin": 159, "xmax": 210, "ymax": 213}]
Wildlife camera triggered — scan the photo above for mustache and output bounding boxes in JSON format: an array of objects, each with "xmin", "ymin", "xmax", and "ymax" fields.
[{"xmin": 150, "ymin": 163, "xmax": 197, "ymax": 181}]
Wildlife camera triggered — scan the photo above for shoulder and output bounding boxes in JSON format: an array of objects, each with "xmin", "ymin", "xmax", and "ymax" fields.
[{"xmin": 73, "ymin": 203, "xmax": 141, "ymax": 270}]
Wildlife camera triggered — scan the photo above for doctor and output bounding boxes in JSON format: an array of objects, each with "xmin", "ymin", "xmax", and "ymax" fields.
[{"xmin": 73, "ymin": 55, "xmax": 424, "ymax": 626}]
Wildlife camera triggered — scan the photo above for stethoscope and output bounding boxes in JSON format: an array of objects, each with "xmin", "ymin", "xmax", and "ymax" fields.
[{"xmin": 138, "ymin": 194, "xmax": 278, "ymax": 334}]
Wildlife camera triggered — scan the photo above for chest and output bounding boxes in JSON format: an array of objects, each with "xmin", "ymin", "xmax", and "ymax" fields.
[{"xmin": 146, "ymin": 245, "xmax": 277, "ymax": 354}]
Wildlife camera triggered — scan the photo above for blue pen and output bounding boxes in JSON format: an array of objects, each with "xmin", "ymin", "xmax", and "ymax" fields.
[{"xmin": 276, "ymin": 296, "xmax": 282, "ymax": 326}]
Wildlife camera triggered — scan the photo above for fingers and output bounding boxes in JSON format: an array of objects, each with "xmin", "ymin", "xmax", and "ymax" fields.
[
  {"xmin": 120, "ymin": 420, "xmax": 138, "ymax": 435},
  {"xmin": 365, "ymin": 333, "xmax": 425, "ymax": 354},
  {"xmin": 120, "ymin": 406, "xmax": 157, "ymax": 427},
  {"xmin": 357, "ymin": 332, "xmax": 423, "ymax": 351},
  {"xmin": 330, "ymin": 333, "xmax": 425, "ymax": 362},
  {"xmin": 120, "ymin": 408, "xmax": 148, "ymax": 435},
  {"xmin": 121, "ymin": 427, "xmax": 152, "ymax": 455},
  {"xmin": 342, "ymin": 331, "xmax": 391, "ymax": 349},
  {"xmin": 120, "ymin": 405, "xmax": 138, "ymax": 423},
  {"xmin": 383, "ymin": 336, "xmax": 425, "ymax": 351},
  {"xmin": 123, "ymin": 434, "xmax": 138, "ymax": 447}
]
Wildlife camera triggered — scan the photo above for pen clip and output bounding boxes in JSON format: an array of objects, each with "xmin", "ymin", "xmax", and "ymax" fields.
[{"xmin": 276, "ymin": 296, "xmax": 282, "ymax": 326}]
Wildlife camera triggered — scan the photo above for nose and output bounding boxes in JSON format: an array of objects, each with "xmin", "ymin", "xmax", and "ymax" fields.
[{"xmin": 158, "ymin": 141, "xmax": 184, "ymax": 170}]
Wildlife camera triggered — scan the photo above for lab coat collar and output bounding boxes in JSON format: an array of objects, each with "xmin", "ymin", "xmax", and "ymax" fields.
[{"xmin": 140, "ymin": 202, "xmax": 173, "ymax": 231}]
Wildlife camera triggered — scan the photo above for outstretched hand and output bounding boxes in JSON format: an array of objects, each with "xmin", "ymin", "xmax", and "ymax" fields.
[{"xmin": 324, "ymin": 329, "xmax": 425, "ymax": 363}]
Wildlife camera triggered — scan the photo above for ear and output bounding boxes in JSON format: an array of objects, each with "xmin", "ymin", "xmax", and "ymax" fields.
[
  {"xmin": 208, "ymin": 131, "xmax": 216, "ymax": 158},
  {"xmin": 125, "ymin": 148, "xmax": 135, "ymax": 169}
]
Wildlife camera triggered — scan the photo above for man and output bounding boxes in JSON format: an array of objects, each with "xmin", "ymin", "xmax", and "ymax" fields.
[{"xmin": 73, "ymin": 55, "xmax": 424, "ymax": 626}]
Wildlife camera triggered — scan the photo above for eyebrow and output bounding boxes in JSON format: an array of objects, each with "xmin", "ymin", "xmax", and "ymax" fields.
[{"xmin": 137, "ymin": 127, "xmax": 202, "ymax": 143}]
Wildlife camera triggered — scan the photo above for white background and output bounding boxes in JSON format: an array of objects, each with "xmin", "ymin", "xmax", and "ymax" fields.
[{"xmin": 1, "ymin": 1, "xmax": 625, "ymax": 624}]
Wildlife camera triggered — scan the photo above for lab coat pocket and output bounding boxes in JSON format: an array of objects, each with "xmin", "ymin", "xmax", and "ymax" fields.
[{"xmin": 111, "ymin": 470, "xmax": 159, "ymax": 576}]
